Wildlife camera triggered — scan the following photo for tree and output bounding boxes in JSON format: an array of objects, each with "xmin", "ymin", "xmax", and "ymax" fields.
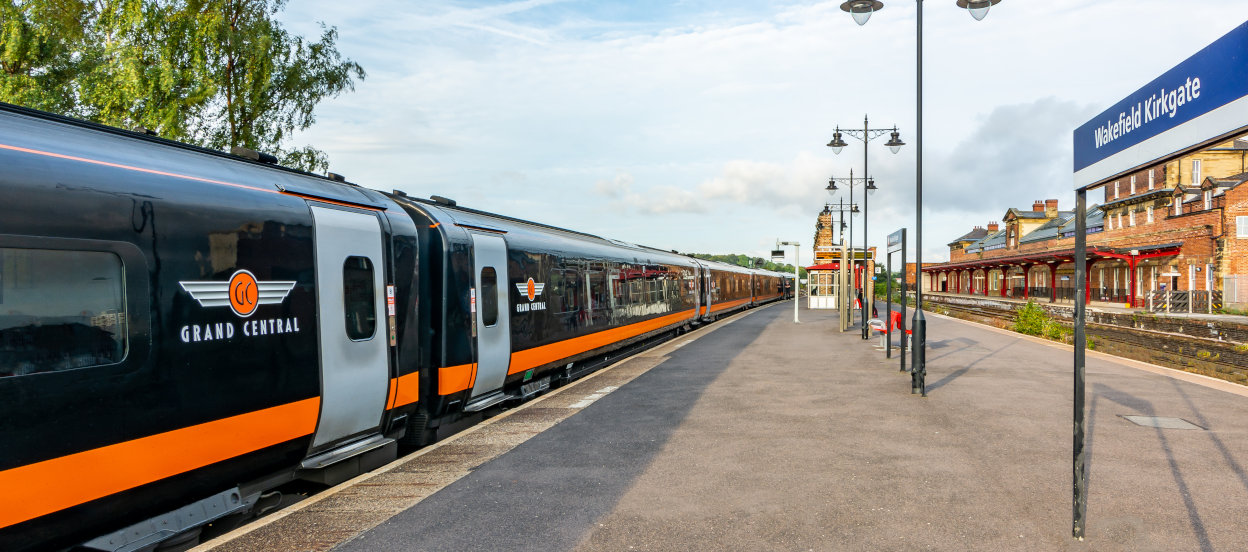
[
  {"xmin": 0, "ymin": 0, "xmax": 363, "ymax": 173},
  {"xmin": 0, "ymin": 0, "xmax": 90, "ymax": 114},
  {"xmin": 197, "ymin": 0, "xmax": 364, "ymax": 172}
]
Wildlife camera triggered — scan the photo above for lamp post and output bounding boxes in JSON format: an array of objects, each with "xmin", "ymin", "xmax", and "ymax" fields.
[
  {"xmin": 774, "ymin": 240, "xmax": 801, "ymax": 323},
  {"xmin": 828, "ymin": 117, "xmax": 898, "ymax": 339},
  {"xmin": 825, "ymin": 171, "xmax": 873, "ymax": 337},
  {"xmin": 838, "ymin": 0, "xmax": 1012, "ymax": 527}
]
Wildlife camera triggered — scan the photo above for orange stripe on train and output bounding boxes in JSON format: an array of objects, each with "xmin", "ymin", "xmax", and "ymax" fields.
[{"xmin": 0, "ymin": 398, "xmax": 320, "ymax": 530}]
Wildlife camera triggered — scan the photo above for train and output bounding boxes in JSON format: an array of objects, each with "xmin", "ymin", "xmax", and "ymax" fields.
[{"xmin": 0, "ymin": 102, "xmax": 795, "ymax": 552}]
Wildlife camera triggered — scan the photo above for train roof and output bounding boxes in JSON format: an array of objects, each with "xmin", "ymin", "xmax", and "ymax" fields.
[
  {"xmin": 391, "ymin": 194, "xmax": 701, "ymax": 266},
  {"xmin": 0, "ymin": 102, "xmax": 390, "ymax": 210}
]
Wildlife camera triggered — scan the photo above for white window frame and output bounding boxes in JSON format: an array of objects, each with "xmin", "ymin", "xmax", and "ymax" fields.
[
  {"xmin": 1175, "ymin": 198, "xmax": 1183, "ymax": 216},
  {"xmin": 1130, "ymin": 175, "xmax": 1136, "ymax": 194},
  {"xmin": 1237, "ymin": 215, "xmax": 1248, "ymax": 238},
  {"xmin": 1107, "ymin": 215, "xmax": 1113, "ymax": 230},
  {"xmin": 1129, "ymin": 209, "xmax": 1136, "ymax": 226},
  {"xmin": 1117, "ymin": 212, "xmax": 1123, "ymax": 228},
  {"xmin": 1204, "ymin": 190, "xmax": 1212, "ymax": 210},
  {"xmin": 1148, "ymin": 169, "xmax": 1155, "ymax": 190},
  {"xmin": 1189, "ymin": 265, "xmax": 1196, "ymax": 291},
  {"xmin": 1192, "ymin": 159, "xmax": 1201, "ymax": 185},
  {"xmin": 1114, "ymin": 181, "xmax": 1120, "ymax": 198},
  {"xmin": 1146, "ymin": 205, "xmax": 1154, "ymax": 223}
]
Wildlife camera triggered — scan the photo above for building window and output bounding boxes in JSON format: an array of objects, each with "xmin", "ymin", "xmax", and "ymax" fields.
[
  {"xmin": 1175, "ymin": 198, "xmax": 1183, "ymax": 216},
  {"xmin": 1114, "ymin": 181, "xmax": 1120, "ymax": 198},
  {"xmin": 1117, "ymin": 212, "xmax": 1123, "ymax": 228},
  {"xmin": 1106, "ymin": 215, "xmax": 1113, "ymax": 230},
  {"xmin": 1204, "ymin": 190, "xmax": 1212, "ymax": 210},
  {"xmin": 1129, "ymin": 209, "xmax": 1136, "ymax": 226},
  {"xmin": 1, "ymin": 248, "xmax": 127, "ymax": 377},
  {"xmin": 1148, "ymin": 169, "xmax": 1155, "ymax": 190},
  {"xmin": 1237, "ymin": 216, "xmax": 1248, "ymax": 238},
  {"xmin": 1130, "ymin": 175, "xmax": 1136, "ymax": 194},
  {"xmin": 1192, "ymin": 159, "xmax": 1201, "ymax": 185},
  {"xmin": 1146, "ymin": 205, "xmax": 1154, "ymax": 223}
]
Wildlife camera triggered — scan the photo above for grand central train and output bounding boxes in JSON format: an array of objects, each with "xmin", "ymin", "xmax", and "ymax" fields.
[{"xmin": 0, "ymin": 103, "xmax": 794, "ymax": 552}]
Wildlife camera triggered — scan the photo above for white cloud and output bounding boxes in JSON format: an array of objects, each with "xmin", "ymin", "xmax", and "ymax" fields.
[{"xmin": 278, "ymin": 0, "xmax": 1248, "ymax": 261}]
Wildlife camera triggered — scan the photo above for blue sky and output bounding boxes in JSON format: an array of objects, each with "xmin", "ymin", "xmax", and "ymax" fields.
[{"xmin": 277, "ymin": 1, "xmax": 1248, "ymax": 265}]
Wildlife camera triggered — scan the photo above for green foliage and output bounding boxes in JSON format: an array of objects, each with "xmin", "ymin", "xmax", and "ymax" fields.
[
  {"xmin": 1086, "ymin": 336, "xmax": 1095, "ymax": 350},
  {"xmin": 0, "ymin": 0, "xmax": 364, "ymax": 172},
  {"xmin": 1013, "ymin": 300, "xmax": 1048, "ymax": 336},
  {"xmin": 1044, "ymin": 319, "xmax": 1066, "ymax": 341}
]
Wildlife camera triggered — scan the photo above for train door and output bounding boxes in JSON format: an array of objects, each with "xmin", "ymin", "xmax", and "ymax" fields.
[
  {"xmin": 309, "ymin": 206, "xmax": 389, "ymax": 449},
  {"xmin": 470, "ymin": 233, "xmax": 511, "ymax": 398},
  {"xmin": 702, "ymin": 268, "xmax": 713, "ymax": 319}
]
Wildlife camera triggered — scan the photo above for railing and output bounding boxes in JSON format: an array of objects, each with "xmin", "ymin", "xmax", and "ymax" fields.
[
  {"xmin": 1147, "ymin": 290, "xmax": 1222, "ymax": 313},
  {"xmin": 1028, "ymin": 286, "xmax": 1050, "ymax": 300},
  {"xmin": 1094, "ymin": 288, "xmax": 1131, "ymax": 304}
]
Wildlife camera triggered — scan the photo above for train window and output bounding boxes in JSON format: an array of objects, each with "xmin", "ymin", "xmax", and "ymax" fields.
[
  {"xmin": 0, "ymin": 248, "xmax": 126, "ymax": 378},
  {"xmin": 480, "ymin": 267, "xmax": 498, "ymax": 327},
  {"xmin": 343, "ymin": 256, "xmax": 377, "ymax": 340}
]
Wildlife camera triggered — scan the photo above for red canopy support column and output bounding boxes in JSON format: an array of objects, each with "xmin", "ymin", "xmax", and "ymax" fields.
[
  {"xmin": 1021, "ymin": 264, "xmax": 1034, "ymax": 300},
  {"xmin": 1049, "ymin": 264, "xmax": 1059, "ymax": 303},
  {"xmin": 1127, "ymin": 255, "xmax": 1138, "ymax": 308},
  {"xmin": 1085, "ymin": 259, "xmax": 1098, "ymax": 303},
  {"xmin": 1000, "ymin": 268, "xmax": 1008, "ymax": 297}
]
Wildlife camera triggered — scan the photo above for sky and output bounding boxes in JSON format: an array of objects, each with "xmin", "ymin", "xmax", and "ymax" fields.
[{"xmin": 275, "ymin": 0, "xmax": 1248, "ymax": 267}]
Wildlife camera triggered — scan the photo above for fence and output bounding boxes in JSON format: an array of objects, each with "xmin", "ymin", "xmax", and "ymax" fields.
[
  {"xmin": 1226, "ymin": 275, "xmax": 1248, "ymax": 308},
  {"xmin": 1147, "ymin": 290, "xmax": 1223, "ymax": 313}
]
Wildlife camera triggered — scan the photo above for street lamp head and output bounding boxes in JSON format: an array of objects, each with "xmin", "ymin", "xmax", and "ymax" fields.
[
  {"xmin": 827, "ymin": 130, "xmax": 848, "ymax": 155},
  {"xmin": 840, "ymin": 0, "xmax": 883, "ymax": 26},
  {"xmin": 956, "ymin": 0, "xmax": 1001, "ymax": 21},
  {"xmin": 826, "ymin": 178, "xmax": 838, "ymax": 195},
  {"xmin": 885, "ymin": 128, "xmax": 905, "ymax": 154},
  {"xmin": 866, "ymin": 178, "xmax": 877, "ymax": 193},
  {"xmin": 851, "ymin": 204, "xmax": 860, "ymax": 213}
]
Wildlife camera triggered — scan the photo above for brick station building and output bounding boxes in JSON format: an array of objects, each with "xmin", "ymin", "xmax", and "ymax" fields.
[{"xmin": 922, "ymin": 135, "xmax": 1248, "ymax": 310}]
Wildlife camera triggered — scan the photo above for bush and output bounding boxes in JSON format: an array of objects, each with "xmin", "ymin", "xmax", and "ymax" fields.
[{"xmin": 1014, "ymin": 300, "xmax": 1048, "ymax": 336}]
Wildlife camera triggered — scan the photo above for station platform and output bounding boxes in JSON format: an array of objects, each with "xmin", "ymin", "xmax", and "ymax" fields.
[{"xmin": 197, "ymin": 301, "xmax": 1248, "ymax": 551}]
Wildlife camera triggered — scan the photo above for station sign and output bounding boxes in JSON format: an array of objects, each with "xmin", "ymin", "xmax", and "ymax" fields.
[
  {"xmin": 1073, "ymin": 20, "xmax": 1248, "ymax": 190},
  {"xmin": 887, "ymin": 229, "xmax": 905, "ymax": 254}
]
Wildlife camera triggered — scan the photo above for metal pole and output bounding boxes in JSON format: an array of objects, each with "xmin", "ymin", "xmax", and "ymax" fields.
[
  {"xmin": 849, "ymin": 169, "xmax": 856, "ymax": 332},
  {"xmin": 910, "ymin": 0, "xmax": 927, "ymax": 397},
  {"xmin": 886, "ymin": 249, "xmax": 893, "ymax": 358},
  {"xmin": 794, "ymin": 243, "xmax": 801, "ymax": 324},
  {"xmin": 900, "ymin": 229, "xmax": 908, "ymax": 372},
  {"xmin": 862, "ymin": 115, "xmax": 871, "ymax": 340},
  {"xmin": 841, "ymin": 239, "xmax": 849, "ymax": 332},
  {"xmin": 1073, "ymin": 188, "xmax": 1088, "ymax": 539}
]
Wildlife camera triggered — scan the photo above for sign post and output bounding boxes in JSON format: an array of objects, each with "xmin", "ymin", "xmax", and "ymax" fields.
[
  {"xmin": 1070, "ymin": 20, "xmax": 1248, "ymax": 540},
  {"xmin": 887, "ymin": 229, "xmax": 907, "ymax": 372}
]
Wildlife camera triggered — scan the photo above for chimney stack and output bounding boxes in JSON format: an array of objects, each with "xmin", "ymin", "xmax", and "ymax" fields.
[
  {"xmin": 987, "ymin": 221, "xmax": 999, "ymax": 232},
  {"xmin": 1032, "ymin": 200, "xmax": 1044, "ymax": 212},
  {"xmin": 1045, "ymin": 199, "xmax": 1059, "ymax": 217}
]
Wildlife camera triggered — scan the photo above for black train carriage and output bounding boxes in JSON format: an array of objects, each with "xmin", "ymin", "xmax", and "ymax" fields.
[
  {"xmin": 388, "ymin": 196, "xmax": 702, "ymax": 419},
  {"xmin": 0, "ymin": 101, "xmax": 776, "ymax": 552},
  {"xmin": 0, "ymin": 103, "xmax": 425, "ymax": 552}
]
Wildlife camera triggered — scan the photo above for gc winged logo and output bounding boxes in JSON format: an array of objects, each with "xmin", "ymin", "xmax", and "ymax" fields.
[
  {"xmin": 180, "ymin": 269, "xmax": 296, "ymax": 318},
  {"xmin": 515, "ymin": 278, "xmax": 545, "ymax": 302}
]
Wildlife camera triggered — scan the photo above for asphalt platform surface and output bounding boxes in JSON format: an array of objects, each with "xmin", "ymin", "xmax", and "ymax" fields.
[{"xmin": 200, "ymin": 301, "xmax": 1248, "ymax": 552}]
